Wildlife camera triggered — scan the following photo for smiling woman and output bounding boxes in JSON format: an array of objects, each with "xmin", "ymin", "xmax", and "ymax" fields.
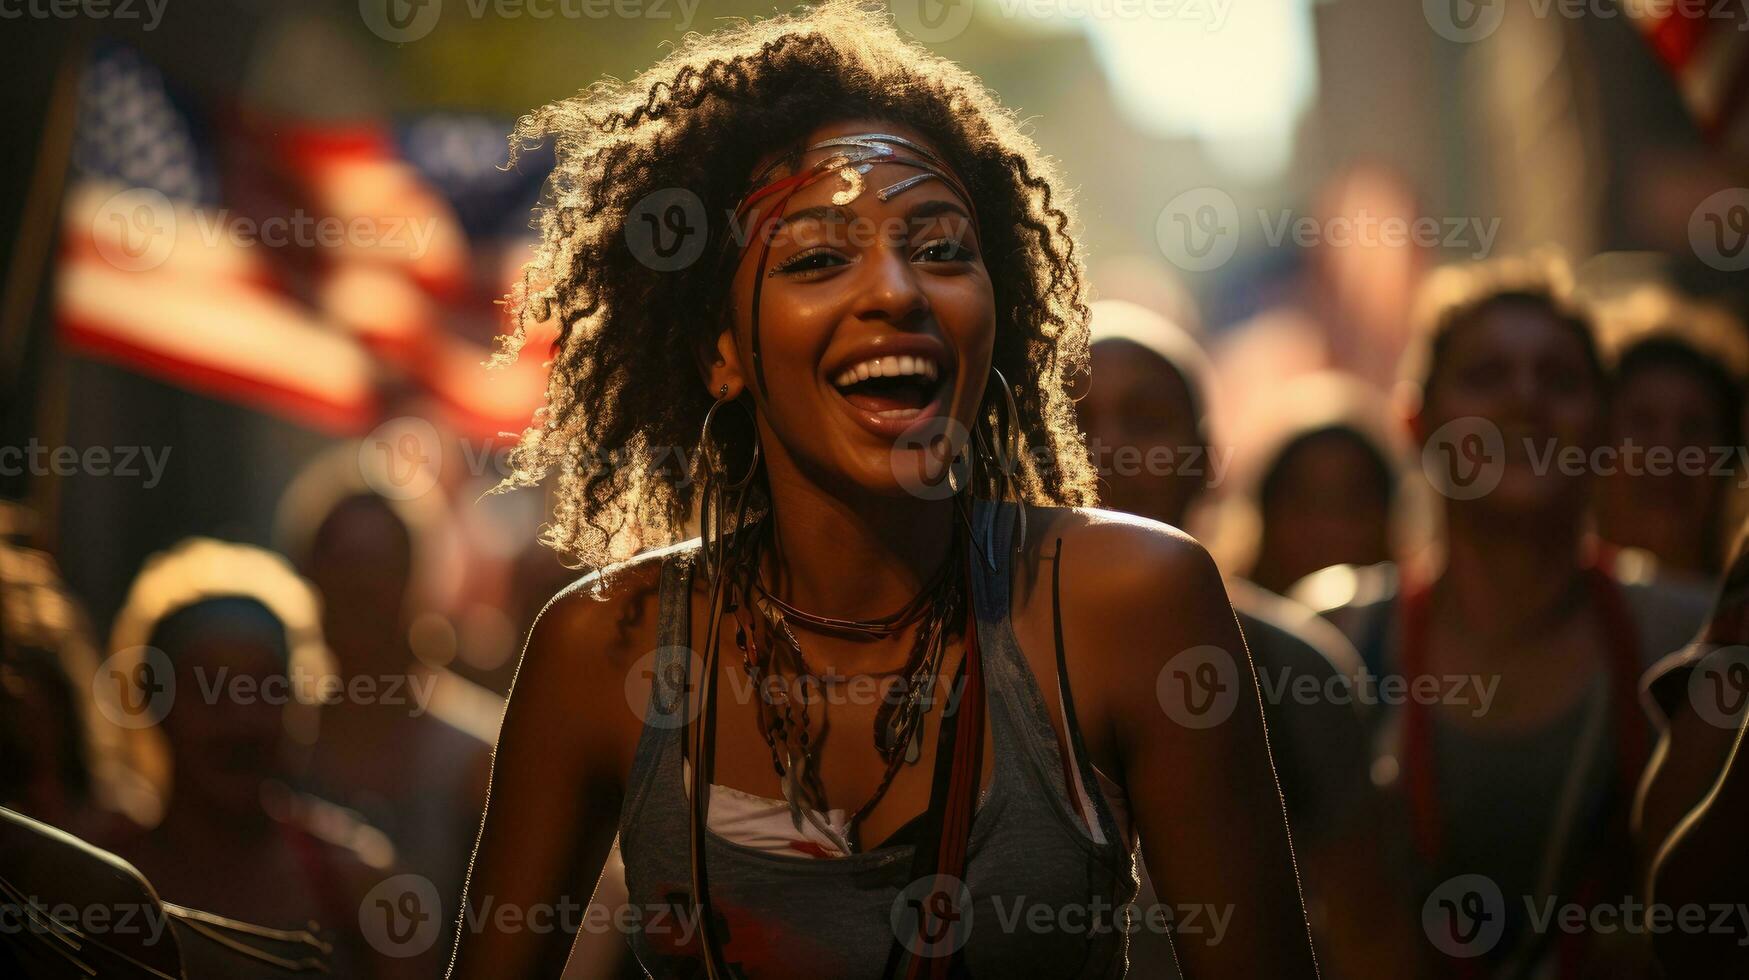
[{"xmin": 449, "ymin": 2, "xmax": 1318, "ymax": 978}]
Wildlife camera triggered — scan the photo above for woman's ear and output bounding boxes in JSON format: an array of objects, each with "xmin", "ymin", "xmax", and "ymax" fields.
[{"xmin": 695, "ymin": 324, "xmax": 746, "ymax": 400}]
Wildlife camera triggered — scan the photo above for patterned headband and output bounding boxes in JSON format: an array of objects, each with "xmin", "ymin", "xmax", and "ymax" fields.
[{"xmin": 717, "ymin": 132, "xmax": 982, "ymax": 396}]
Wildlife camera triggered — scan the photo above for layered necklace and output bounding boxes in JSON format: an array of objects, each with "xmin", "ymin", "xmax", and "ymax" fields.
[{"xmin": 722, "ymin": 512, "xmax": 968, "ymax": 851}]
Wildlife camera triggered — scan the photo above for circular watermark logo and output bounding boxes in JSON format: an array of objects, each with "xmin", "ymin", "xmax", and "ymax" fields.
[
  {"xmin": 1423, "ymin": 0, "xmax": 1505, "ymax": 43},
  {"xmin": 359, "ymin": 0, "xmax": 443, "ymax": 43},
  {"xmin": 891, "ymin": 873, "xmax": 974, "ymax": 960},
  {"xmin": 92, "ymin": 646, "xmax": 176, "ymax": 730},
  {"xmin": 1420, "ymin": 416, "xmax": 1505, "ymax": 501},
  {"xmin": 92, "ymin": 188, "xmax": 176, "ymax": 273},
  {"xmin": 625, "ymin": 188, "xmax": 709, "ymax": 272},
  {"xmin": 1155, "ymin": 645, "xmax": 1239, "ymax": 729},
  {"xmin": 1156, "ymin": 188, "xmax": 1239, "ymax": 273},
  {"xmin": 1688, "ymin": 645, "xmax": 1749, "ymax": 730},
  {"xmin": 359, "ymin": 873, "xmax": 442, "ymax": 957},
  {"xmin": 1688, "ymin": 188, "xmax": 1749, "ymax": 273},
  {"xmin": 1422, "ymin": 873, "xmax": 1505, "ymax": 958},
  {"xmin": 625, "ymin": 645, "xmax": 706, "ymax": 729},
  {"xmin": 360, "ymin": 416, "xmax": 443, "ymax": 501},
  {"xmin": 891, "ymin": 0, "xmax": 976, "ymax": 43},
  {"xmin": 890, "ymin": 415, "xmax": 975, "ymax": 501}
]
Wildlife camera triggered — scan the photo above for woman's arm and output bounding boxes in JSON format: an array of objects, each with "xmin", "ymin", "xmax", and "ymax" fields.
[
  {"xmin": 1062, "ymin": 515, "xmax": 1321, "ymax": 978},
  {"xmin": 447, "ymin": 580, "xmax": 646, "ymax": 978}
]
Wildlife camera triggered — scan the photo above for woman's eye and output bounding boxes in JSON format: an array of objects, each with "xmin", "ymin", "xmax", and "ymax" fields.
[
  {"xmin": 773, "ymin": 249, "xmax": 846, "ymax": 275},
  {"xmin": 915, "ymin": 238, "xmax": 974, "ymax": 263}
]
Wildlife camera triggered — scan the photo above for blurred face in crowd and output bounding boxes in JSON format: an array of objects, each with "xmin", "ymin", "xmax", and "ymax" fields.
[
  {"xmin": 1418, "ymin": 300, "xmax": 1604, "ymax": 518},
  {"xmin": 162, "ymin": 625, "xmax": 289, "ymax": 818},
  {"xmin": 1600, "ymin": 358, "xmax": 1736, "ymax": 571},
  {"xmin": 1254, "ymin": 430, "xmax": 1394, "ymax": 592},
  {"xmin": 1080, "ymin": 339, "xmax": 1204, "ymax": 526},
  {"xmin": 306, "ymin": 496, "xmax": 413, "ymax": 669}
]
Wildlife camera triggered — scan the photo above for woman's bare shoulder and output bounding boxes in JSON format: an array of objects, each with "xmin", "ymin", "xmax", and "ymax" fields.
[
  {"xmin": 509, "ymin": 543, "xmax": 696, "ymax": 743},
  {"xmin": 1016, "ymin": 504, "xmax": 1222, "ymax": 617}
]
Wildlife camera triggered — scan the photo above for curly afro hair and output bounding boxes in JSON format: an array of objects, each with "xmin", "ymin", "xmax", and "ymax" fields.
[{"xmin": 492, "ymin": 0, "xmax": 1098, "ymax": 572}]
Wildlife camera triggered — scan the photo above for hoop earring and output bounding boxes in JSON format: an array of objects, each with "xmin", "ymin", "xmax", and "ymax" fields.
[
  {"xmin": 697, "ymin": 385, "xmax": 761, "ymax": 490},
  {"xmin": 974, "ymin": 366, "xmax": 1026, "ymax": 562},
  {"xmin": 689, "ymin": 384, "xmax": 762, "ymax": 978},
  {"xmin": 695, "ymin": 385, "xmax": 761, "ymax": 584}
]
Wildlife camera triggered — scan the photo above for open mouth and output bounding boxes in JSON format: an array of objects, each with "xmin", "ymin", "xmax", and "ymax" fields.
[{"xmin": 831, "ymin": 354, "xmax": 946, "ymax": 424}]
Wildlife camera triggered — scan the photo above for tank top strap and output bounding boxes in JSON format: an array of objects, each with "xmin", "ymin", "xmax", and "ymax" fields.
[
  {"xmin": 968, "ymin": 497, "xmax": 1129, "ymax": 853},
  {"xmin": 621, "ymin": 547, "xmax": 698, "ymax": 828},
  {"xmin": 650, "ymin": 547, "xmax": 698, "ymax": 726}
]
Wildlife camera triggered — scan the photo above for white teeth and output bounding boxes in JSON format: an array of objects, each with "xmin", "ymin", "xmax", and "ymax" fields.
[{"xmin": 831, "ymin": 354, "xmax": 944, "ymax": 388}]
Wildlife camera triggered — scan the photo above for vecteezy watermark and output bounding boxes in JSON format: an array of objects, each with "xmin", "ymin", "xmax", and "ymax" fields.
[
  {"xmin": 1257, "ymin": 208, "xmax": 1499, "ymax": 260},
  {"xmin": 1156, "ymin": 645, "xmax": 1242, "ymax": 728},
  {"xmin": 359, "ymin": 415, "xmax": 734, "ymax": 501},
  {"xmin": 1086, "ymin": 438, "xmax": 1234, "ymax": 486},
  {"xmin": 1425, "ymin": 0, "xmax": 1749, "ymax": 45},
  {"xmin": 1423, "ymin": 874, "xmax": 1749, "ymax": 959},
  {"xmin": 624, "ymin": 645, "xmax": 706, "ymax": 729},
  {"xmin": 91, "ymin": 647, "xmax": 439, "ymax": 730},
  {"xmin": 0, "ymin": 440, "xmax": 171, "ymax": 488},
  {"xmin": 890, "ymin": 0, "xmax": 979, "ymax": 43},
  {"xmin": 889, "ymin": 874, "xmax": 1234, "ymax": 958},
  {"xmin": 358, "ymin": 0, "xmax": 701, "ymax": 44},
  {"xmin": 1157, "ymin": 188, "xmax": 1499, "ymax": 273},
  {"xmin": 1156, "ymin": 645, "xmax": 1500, "ymax": 727},
  {"xmin": 1690, "ymin": 188, "xmax": 1749, "ymax": 273},
  {"xmin": 1257, "ymin": 667, "xmax": 1500, "ymax": 718},
  {"xmin": 623, "ymin": 188, "xmax": 984, "ymax": 274},
  {"xmin": 0, "ymin": 0, "xmax": 168, "ymax": 30},
  {"xmin": 1420, "ymin": 417, "xmax": 1507, "ymax": 501},
  {"xmin": 89, "ymin": 188, "xmax": 443, "ymax": 273},
  {"xmin": 1156, "ymin": 188, "xmax": 1241, "ymax": 274},
  {"xmin": 360, "ymin": 874, "xmax": 704, "ymax": 957},
  {"xmin": 0, "ymin": 897, "xmax": 177, "ymax": 946},
  {"xmin": 624, "ymin": 642, "xmax": 977, "ymax": 727},
  {"xmin": 1419, "ymin": 416, "xmax": 1749, "ymax": 501},
  {"xmin": 1688, "ymin": 646, "xmax": 1749, "ymax": 730},
  {"xmin": 987, "ymin": 896, "xmax": 1234, "ymax": 943},
  {"xmin": 892, "ymin": 0, "xmax": 1231, "ymax": 43}
]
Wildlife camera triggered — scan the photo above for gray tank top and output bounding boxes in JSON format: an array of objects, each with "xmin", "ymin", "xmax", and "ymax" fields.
[{"xmin": 617, "ymin": 498, "xmax": 1139, "ymax": 978}]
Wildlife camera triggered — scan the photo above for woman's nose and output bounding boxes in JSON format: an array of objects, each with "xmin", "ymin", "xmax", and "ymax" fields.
[{"xmin": 853, "ymin": 245, "xmax": 931, "ymax": 328}]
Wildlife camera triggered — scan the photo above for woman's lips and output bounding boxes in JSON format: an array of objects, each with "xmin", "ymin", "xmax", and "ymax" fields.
[{"xmin": 831, "ymin": 381, "xmax": 949, "ymax": 439}]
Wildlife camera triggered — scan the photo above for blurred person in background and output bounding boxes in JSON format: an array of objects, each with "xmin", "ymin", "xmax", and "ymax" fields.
[
  {"xmin": 1240, "ymin": 375, "xmax": 1406, "ymax": 601},
  {"xmin": 275, "ymin": 443, "xmax": 495, "ymax": 940},
  {"xmin": 1634, "ymin": 520, "xmax": 1749, "ymax": 976},
  {"xmin": 1594, "ymin": 290, "xmax": 1748, "ymax": 583},
  {"xmin": 1082, "ymin": 299, "xmax": 1423, "ymax": 980},
  {"xmin": 0, "ymin": 512, "xmax": 147, "ymax": 842},
  {"xmin": 101, "ymin": 538, "xmax": 432, "ymax": 979},
  {"xmin": 1300, "ymin": 254, "xmax": 1712, "ymax": 978}
]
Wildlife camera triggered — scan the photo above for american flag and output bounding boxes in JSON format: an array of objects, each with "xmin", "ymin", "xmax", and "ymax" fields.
[
  {"xmin": 1630, "ymin": 0, "xmax": 1749, "ymax": 155},
  {"xmin": 57, "ymin": 41, "xmax": 553, "ymax": 441}
]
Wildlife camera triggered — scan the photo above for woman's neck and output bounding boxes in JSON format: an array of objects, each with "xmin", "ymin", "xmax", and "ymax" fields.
[
  {"xmin": 758, "ymin": 468, "xmax": 959, "ymax": 622},
  {"xmin": 1434, "ymin": 503, "xmax": 1591, "ymax": 639}
]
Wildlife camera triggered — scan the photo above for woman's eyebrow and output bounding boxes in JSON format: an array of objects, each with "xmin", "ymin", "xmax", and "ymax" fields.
[
  {"xmin": 908, "ymin": 198, "xmax": 972, "ymax": 223},
  {"xmin": 772, "ymin": 203, "xmax": 854, "ymax": 231}
]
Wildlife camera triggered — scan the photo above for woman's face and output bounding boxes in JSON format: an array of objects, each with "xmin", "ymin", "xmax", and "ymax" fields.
[
  {"xmin": 1080, "ymin": 339, "xmax": 1204, "ymax": 526},
  {"xmin": 1418, "ymin": 301, "xmax": 1604, "ymax": 515},
  {"xmin": 710, "ymin": 117, "xmax": 996, "ymax": 500}
]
